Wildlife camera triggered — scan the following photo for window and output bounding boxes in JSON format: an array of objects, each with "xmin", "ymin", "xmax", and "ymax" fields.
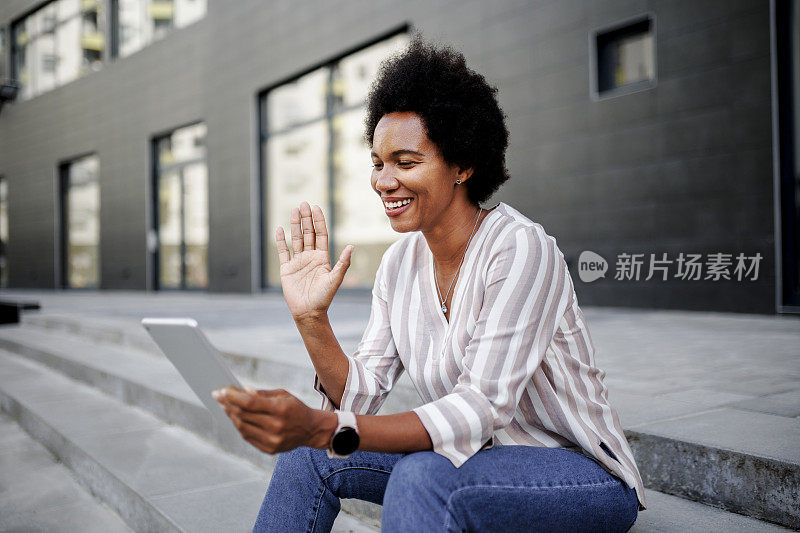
[
  {"xmin": 259, "ymin": 32, "xmax": 409, "ymax": 289},
  {"xmin": 11, "ymin": 0, "xmax": 106, "ymax": 101},
  {"xmin": 116, "ymin": 0, "xmax": 206, "ymax": 58},
  {"xmin": 60, "ymin": 154, "xmax": 101, "ymax": 288},
  {"xmin": 592, "ymin": 15, "xmax": 655, "ymax": 98},
  {"xmin": 152, "ymin": 122, "xmax": 208, "ymax": 290},
  {"xmin": 0, "ymin": 177, "xmax": 7, "ymax": 288}
]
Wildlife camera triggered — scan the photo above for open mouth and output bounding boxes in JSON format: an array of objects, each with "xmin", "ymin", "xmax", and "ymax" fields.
[
  {"xmin": 383, "ymin": 197, "xmax": 414, "ymax": 217},
  {"xmin": 384, "ymin": 198, "xmax": 413, "ymax": 210}
]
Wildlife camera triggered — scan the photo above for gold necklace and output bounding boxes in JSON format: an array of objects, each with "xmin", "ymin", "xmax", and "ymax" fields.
[{"xmin": 434, "ymin": 207, "xmax": 483, "ymax": 315}]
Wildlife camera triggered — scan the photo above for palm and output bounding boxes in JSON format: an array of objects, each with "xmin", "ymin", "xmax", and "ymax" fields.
[
  {"xmin": 275, "ymin": 203, "xmax": 352, "ymax": 320},
  {"xmin": 280, "ymin": 250, "xmax": 338, "ymax": 315}
]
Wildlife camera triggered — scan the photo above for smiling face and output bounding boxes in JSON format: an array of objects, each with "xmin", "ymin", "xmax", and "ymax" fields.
[{"xmin": 371, "ymin": 111, "xmax": 470, "ymax": 234}]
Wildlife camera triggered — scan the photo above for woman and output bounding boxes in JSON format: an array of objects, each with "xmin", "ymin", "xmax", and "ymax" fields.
[{"xmin": 214, "ymin": 38, "xmax": 647, "ymax": 532}]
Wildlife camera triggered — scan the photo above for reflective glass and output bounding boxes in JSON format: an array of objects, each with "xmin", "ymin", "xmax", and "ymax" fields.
[
  {"xmin": 14, "ymin": 21, "xmax": 32, "ymax": 99},
  {"xmin": 158, "ymin": 122, "xmax": 206, "ymax": 166},
  {"xmin": 66, "ymin": 155, "xmax": 100, "ymax": 288},
  {"xmin": 174, "ymin": 0, "xmax": 205, "ymax": 27},
  {"xmin": 118, "ymin": 0, "xmax": 146, "ymax": 57},
  {"xmin": 79, "ymin": 0, "xmax": 104, "ymax": 73},
  {"xmin": 332, "ymin": 108, "xmax": 398, "ymax": 288},
  {"xmin": 262, "ymin": 33, "xmax": 408, "ymax": 288},
  {"xmin": 155, "ymin": 123, "xmax": 208, "ymax": 289},
  {"xmin": 37, "ymin": 30, "xmax": 57, "ymax": 93},
  {"xmin": 183, "ymin": 162, "xmax": 208, "ymax": 289},
  {"xmin": 0, "ymin": 179, "xmax": 8, "ymax": 288},
  {"xmin": 11, "ymin": 0, "xmax": 105, "ymax": 100},
  {"xmin": 118, "ymin": 0, "xmax": 206, "ymax": 58},
  {"xmin": 265, "ymin": 120, "xmax": 329, "ymax": 287},
  {"xmin": 336, "ymin": 33, "xmax": 408, "ymax": 108},
  {"xmin": 0, "ymin": 28, "xmax": 6, "ymax": 80},
  {"xmin": 57, "ymin": 0, "xmax": 81, "ymax": 22},
  {"xmin": 55, "ymin": 15, "xmax": 81, "ymax": 85},
  {"xmin": 158, "ymin": 169, "xmax": 182, "ymax": 289},
  {"xmin": 614, "ymin": 32, "xmax": 654, "ymax": 87},
  {"xmin": 267, "ymin": 68, "xmax": 328, "ymax": 133}
]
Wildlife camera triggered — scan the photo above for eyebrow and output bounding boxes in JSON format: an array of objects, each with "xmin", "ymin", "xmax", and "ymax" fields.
[{"xmin": 370, "ymin": 149, "xmax": 425, "ymax": 158}]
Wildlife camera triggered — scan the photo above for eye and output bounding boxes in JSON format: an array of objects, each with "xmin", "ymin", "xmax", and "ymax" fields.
[
  {"xmin": 398, "ymin": 161, "xmax": 417, "ymax": 168},
  {"xmin": 372, "ymin": 162, "xmax": 383, "ymax": 170}
]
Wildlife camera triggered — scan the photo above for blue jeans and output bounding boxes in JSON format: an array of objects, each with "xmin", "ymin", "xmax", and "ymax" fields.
[{"xmin": 253, "ymin": 445, "xmax": 639, "ymax": 532}]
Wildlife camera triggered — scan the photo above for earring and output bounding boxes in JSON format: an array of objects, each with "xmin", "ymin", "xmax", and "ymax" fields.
[{"xmin": 455, "ymin": 179, "xmax": 462, "ymax": 185}]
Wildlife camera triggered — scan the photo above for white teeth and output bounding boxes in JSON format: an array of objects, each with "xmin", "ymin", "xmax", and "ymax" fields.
[{"xmin": 385, "ymin": 199, "xmax": 412, "ymax": 209}]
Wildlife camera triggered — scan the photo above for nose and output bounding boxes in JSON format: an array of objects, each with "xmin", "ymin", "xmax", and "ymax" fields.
[{"xmin": 374, "ymin": 166, "xmax": 399, "ymax": 194}]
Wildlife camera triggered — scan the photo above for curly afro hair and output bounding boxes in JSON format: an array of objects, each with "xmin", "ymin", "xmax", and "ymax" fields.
[{"xmin": 365, "ymin": 36, "xmax": 510, "ymax": 205}]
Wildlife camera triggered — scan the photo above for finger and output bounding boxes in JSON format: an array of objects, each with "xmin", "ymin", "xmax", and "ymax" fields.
[
  {"xmin": 254, "ymin": 388, "xmax": 288, "ymax": 398},
  {"xmin": 222, "ymin": 402, "xmax": 241, "ymax": 417},
  {"xmin": 311, "ymin": 205, "xmax": 329, "ymax": 252},
  {"xmin": 275, "ymin": 226, "xmax": 291, "ymax": 265},
  {"xmin": 299, "ymin": 201, "xmax": 315, "ymax": 251},
  {"xmin": 330, "ymin": 245, "xmax": 353, "ymax": 286},
  {"xmin": 237, "ymin": 409, "xmax": 281, "ymax": 432},
  {"xmin": 222, "ymin": 387, "xmax": 279, "ymax": 413},
  {"xmin": 290, "ymin": 207, "xmax": 303, "ymax": 255},
  {"xmin": 243, "ymin": 434, "xmax": 274, "ymax": 455},
  {"xmin": 238, "ymin": 419, "xmax": 280, "ymax": 452}
]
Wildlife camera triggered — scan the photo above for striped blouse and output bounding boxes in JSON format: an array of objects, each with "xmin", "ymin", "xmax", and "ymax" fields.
[{"xmin": 313, "ymin": 202, "xmax": 647, "ymax": 510}]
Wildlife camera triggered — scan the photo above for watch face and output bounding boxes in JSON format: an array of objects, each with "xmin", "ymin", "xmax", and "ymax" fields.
[{"xmin": 332, "ymin": 427, "xmax": 360, "ymax": 455}]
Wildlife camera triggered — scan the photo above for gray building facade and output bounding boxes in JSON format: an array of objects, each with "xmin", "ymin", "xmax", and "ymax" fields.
[{"xmin": 0, "ymin": 0, "xmax": 797, "ymax": 315}]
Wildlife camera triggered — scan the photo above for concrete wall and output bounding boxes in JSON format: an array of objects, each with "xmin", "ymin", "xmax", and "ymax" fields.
[{"xmin": 0, "ymin": 0, "xmax": 775, "ymax": 313}]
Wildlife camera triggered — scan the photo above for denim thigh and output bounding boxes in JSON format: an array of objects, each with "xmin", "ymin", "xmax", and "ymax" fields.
[
  {"xmin": 253, "ymin": 446, "xmax": 406, "ymax": 533},
  {"xmin": 381, "ymin": 445, "xmax": 639, "ymax": 533}
]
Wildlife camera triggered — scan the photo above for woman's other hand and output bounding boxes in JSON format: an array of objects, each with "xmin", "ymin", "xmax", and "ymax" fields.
[
  {"xmin": 212, "ymin": 386, "xmax": 333, "ymax": 454},
  {"xmin": 275, "ymin": 202, "xmax": 353, "ymax": 322}
]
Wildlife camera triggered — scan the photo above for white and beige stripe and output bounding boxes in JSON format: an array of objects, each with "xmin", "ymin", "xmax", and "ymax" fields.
[{"xmin": 313, "ymin": 202, "xmax": 647, "ymax": 510}]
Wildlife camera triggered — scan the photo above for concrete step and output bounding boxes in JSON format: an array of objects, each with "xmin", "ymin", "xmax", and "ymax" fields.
[
  {"xmin": 1, "ymin": 354, "xmax": 792, "ymax": 533},
  {"xmin": 630, "ymin": 490, "xmax": 791, "ymax": 532},
  {"xmin": 5, "ymin": 320, "xmax": 800, "ymax": 530},
  {"xmin": 0, "ymin": 350, "xmax": 378, "ymax": 532},
  {"xmin": 21, "ymin": 313, "xmax": 423, "ymax": 413},
  {"xmin": 627, "ymin": 410, "xmax": 800, "ymax": 530},
  {"xmin": 0, "ymin": 411, "xmax": 133, "ymax": 532},
  {"xmin": 0, "ymin": 324, "xmax": 384, "ymax": 528},
  {"xmin": 1, "ymin": 342, "xmax": 795, "ymax": 532}
]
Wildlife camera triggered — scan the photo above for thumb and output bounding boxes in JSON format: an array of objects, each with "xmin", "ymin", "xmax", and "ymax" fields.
[{"xmin": 330, "ymin": 245, "xmax": 353, "ymax": 285}]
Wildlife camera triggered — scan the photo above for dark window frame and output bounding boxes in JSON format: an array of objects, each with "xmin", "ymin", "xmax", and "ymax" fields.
[
  {"xmin": 775, "ymin": 0, "xmax": 800, "ymax": 311},
  {"xmin": 589, "ymin": 13, "xmax": 657, "ymax": 101},
  {"xmin": 150, "ymin": 120, "xmax": 208, "ymax": 291},
  {"xmin": 57, "ymin": 152, "xmax": 101, "ymax": 290}
]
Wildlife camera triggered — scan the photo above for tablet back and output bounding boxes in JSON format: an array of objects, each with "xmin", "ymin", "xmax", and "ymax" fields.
[{"xmin": 141, "ymin": 318, "xmax": 243, "ymax": 433}]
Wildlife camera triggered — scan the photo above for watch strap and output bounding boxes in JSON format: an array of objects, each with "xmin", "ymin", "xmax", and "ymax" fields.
[{"xmin": 327, "ymin": 410, "xmax": 359, "ymax": 459}]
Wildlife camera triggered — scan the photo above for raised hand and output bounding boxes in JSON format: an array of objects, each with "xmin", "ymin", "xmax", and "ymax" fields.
[{"xmin": 275, "ymin": 201, "xmax": 353, "ymax": 322}]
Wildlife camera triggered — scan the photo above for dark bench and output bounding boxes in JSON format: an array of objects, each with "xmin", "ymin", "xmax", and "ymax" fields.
[{"xmin": 0, "ymin": 300, "xmax": 40, "ymax": 324}]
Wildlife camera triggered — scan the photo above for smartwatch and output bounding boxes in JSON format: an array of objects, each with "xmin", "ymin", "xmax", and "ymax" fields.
[{"xmin": 327, "ymin": 410, "xmax": 360, "ymax": 459}]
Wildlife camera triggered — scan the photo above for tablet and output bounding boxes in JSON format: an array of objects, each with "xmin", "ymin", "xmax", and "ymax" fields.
[{"xmin": 141, "ymin": 317, "xmax": 244, "ymax": 433}]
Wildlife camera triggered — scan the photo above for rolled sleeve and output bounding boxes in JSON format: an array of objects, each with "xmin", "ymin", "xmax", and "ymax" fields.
[
  {"xmin": 313, "ymin": 373, "xmax": 336, "ymax": 412},
  {"xmin": 412, "ymin": 226, "xmax": 572, "ymax": 467},
  {"xmin": 311, "ymin": 249, "xmax": 405, "ymax": 415}
]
